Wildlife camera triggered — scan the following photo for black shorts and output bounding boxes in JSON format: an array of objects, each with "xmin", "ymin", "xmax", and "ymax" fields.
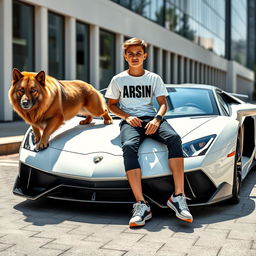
[{"xmin": 120, "ymin": 116, "xmax": 183, "ymax": 172}]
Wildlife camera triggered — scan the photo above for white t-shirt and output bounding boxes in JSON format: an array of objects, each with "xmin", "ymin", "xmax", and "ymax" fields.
[{"xmin": 105, "ymin": 70, "xmax": 168, "ymax": 117}]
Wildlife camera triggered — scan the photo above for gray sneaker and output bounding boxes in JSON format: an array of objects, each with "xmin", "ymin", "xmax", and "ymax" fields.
[
  {"xmin": 129, "ymin": 201, "xmax": 152, "ymax": 227},
  {"xmin": 167, "ymin": 194, "xmax": 193, "ymax": 223}
]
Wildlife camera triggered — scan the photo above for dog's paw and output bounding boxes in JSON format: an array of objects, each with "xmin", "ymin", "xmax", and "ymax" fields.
[
  {"xmin": 79, "ymin": 119, "xmax": 92, "ymax": 125},
  {"xmin": 36, "ymin": 141, "xmax": 49, "ymax": 151},
  {"xmin": 33, "ymin": 136, "xmax": 41, "ymax": 145},
  {"xmin": 104, "ymin": 119, "xmax": 113, "ymax": 125}
]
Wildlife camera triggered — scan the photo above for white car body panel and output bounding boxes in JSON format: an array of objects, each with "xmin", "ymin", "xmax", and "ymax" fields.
[{"xmin": 19, "ymin": 115, "xmax": 237, "ymax": 188}]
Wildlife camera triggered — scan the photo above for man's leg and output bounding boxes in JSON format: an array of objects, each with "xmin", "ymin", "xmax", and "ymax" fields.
[
  {"xmin": 126, "ymin": 168, "xmax": 145, "ymax": 202},
  {"xmin": 150, "ymin": 120, "xmax": 193, "ymax": 222},
  {"xmin": 169, "ymin": 157, "xmax": 184, "ymax": 195},
  {"xmin": 120, "ymin": 122, "xmax": 152, "ymax": 227}
]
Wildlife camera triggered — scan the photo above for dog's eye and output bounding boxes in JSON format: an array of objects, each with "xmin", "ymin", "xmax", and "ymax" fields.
[
  {"xmin": 18, "ymin": 88, "xmax": 25, "ymax": 93},
  {"xmin": 30, "ymin": 88, "xmax": 37, "ymax": 93}
]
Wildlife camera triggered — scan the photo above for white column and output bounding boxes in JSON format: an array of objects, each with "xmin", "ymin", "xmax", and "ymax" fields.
[
  {"xmin": 35, "ymin": 6, "xmax": 48, "ymax": 73},
  {"xmin": 147, "ymin": 44, "xmax": 153, "ymax": 72},
  {"xmin": 173, "ymin": 54, "xmax": 178, "ymax": 84},
  {"xmin": 227, "ymin": 61, "xmax": 237, "ymax": 92},
  {"xmin": 65, "ymin": 16, "xmax": 76, "ymax": 80},
  {"xmin": 166, "ymin": 52, "xmax": 171, "ymax": 84},
  {"xmin": 116, "ymin": 33, "xmax": 124, "ymax": 74},
  {"xmin": 180, "ymin": 56, "xmax": 184, "ymax": 83},
  {"xmin": 0, "ymin": 0, "xmax": 12, "ymax": 121},
  {"xmin": 90, "ymin": 25, "xmax": 100, "ymax": 89},
  {"xmin": 158, "ymin": 48, "xmax": 162, "ymax": 77}
]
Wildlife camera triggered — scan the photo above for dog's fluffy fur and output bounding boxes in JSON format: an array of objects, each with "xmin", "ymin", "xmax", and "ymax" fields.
[{"xmin": 9, "ymin": 69, "xmax": 112, "ymax": 150}]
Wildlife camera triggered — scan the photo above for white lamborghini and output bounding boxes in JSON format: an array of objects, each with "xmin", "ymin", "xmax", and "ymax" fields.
[{"xmin": 13, "ymin": 84, "xmax": 256, "ymax": 207}]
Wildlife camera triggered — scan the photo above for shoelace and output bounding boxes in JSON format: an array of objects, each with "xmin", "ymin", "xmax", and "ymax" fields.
[
  {"xmin": 132, "ymin": 202, "xmax": 146, "ymax": 217},
  {"xmin": 177, "ymin": 195, "xmax": 190, "ymax": 211}
]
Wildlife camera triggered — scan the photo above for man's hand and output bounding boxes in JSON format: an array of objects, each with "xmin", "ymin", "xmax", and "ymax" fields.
[
  {"xmin": 145, "ymin": 118, "xmax": 161, "ymax": 135},
  {"xmin": 125, "ymin": 116, "xmax": 143, "ymax": 127}
]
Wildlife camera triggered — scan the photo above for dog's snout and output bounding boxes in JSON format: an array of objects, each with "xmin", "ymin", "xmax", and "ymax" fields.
[{"xmin": 21, "ymin": 99, "xmax": 32, "ymax": 109}]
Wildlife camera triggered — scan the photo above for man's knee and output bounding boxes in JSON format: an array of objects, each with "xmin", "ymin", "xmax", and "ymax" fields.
[{"xmin": 166, "ymin": 134, "xmax": 182, "ymax": 146}]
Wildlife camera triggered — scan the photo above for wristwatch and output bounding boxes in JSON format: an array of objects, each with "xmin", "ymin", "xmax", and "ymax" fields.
[{"xmin": 154, "ymin": 115, "xmax": 163, "ymax": 122}]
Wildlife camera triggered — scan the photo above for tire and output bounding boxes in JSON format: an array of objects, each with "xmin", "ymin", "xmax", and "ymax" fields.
[{"xmin": 229, "ymin": 139, "xmax": 242, "ymax": 204}]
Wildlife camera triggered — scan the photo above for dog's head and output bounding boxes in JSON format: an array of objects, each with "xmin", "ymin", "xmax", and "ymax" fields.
[{"xmin": 10, "ymin": 69, "xmax": 46, "ymax": 111}]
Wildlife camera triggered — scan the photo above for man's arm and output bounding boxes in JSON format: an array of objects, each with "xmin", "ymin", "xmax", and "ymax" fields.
[
  {"xmin": 108, "ymin": 98, "xmax": 143, "ymax": 127},
  {"xmin": 145, "ymin": 95, "xmax": 168, "ymax": 135}
]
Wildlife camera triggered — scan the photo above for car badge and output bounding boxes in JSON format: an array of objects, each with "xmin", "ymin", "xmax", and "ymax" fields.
[{"xmin": 93, "ymin": 156, "xmax": 103, "ymax": 164}]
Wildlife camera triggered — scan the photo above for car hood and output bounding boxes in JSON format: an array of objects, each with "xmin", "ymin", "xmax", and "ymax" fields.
[{"xmin": 49, "ymin": 116, "xmax": 215, "ymax": 155}]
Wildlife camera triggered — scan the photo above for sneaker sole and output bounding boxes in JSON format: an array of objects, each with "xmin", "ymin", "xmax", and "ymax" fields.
[
  {"xmin": 129, "ymin": 212, "xmax": 152, "ymax": 227},
  {"xmin": 167, "ymin": 200, "xmax": 193, "ymax": 223}
]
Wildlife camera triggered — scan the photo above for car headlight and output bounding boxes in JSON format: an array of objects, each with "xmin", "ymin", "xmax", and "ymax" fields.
[
  {"xmin": 23, "ymin": 129, "xmax": 38, "ymax": 152},
  {"xmin": 182, "ymin": 134, "xmax": 216, "ymax": 157}
]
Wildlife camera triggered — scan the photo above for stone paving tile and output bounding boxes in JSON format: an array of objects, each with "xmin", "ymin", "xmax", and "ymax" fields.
[
  {"xmin": 123, "ymin": 241, "xmax": 164, "ymax": 255},
  {"xmin": 156, "ymin": 251, "xmax": 186, "ymax": 256},
  {"xmin": 156, "ymin": 236, "xmax": 198, "ymax": 254},
  {"xmin": 218, "ymin": 248, "xmax": 256, "ymax": 256},
  {"xmin": 186, "ymin": 246, "xmax": 221, "ymax": 256},
  {"xmin": 0, "ymin": 242, "xmax": 15, "ymax": 253},
  {"xmin": 129, "ymin": 227, "xmax": 174, "ymax": 243},
  {"xmin": 101, "ymin": 233, "xmax": 145, "ymax": 251},
  {"xmin": 252, "ymin": 241, "xmax": 256, "ymax": 250},
  {"xmin": 62, "ymin": 247, "xmax": 126, "ymax": 256}
]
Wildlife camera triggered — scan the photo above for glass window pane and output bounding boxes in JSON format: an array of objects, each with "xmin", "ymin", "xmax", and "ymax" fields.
[
  {"xmin": 162, "ymin": 50, "xmax": 167, "ymax": 82},
  {"xmin": 13, "ymin": 1, "xmax": 34, "ymax": 71},
  {"xmin": 76, "ymin": 21, "xmax": 89, "ymax": 82},
  {"xmin": 48, "ymin": 12, "xmax": 65, "ymax": 79},
  {"xmin": 153, "ymin": 46, "xmax": 158, "ymax": 74},
  {"xmin": 100, "ymin": 29, "xmax": 116, "ymax": 89}
]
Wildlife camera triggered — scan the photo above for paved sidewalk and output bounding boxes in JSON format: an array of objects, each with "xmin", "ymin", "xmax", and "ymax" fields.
[
  {"xmin": 0, "ymin": 121, "xmax": 29, "ymax": 155},
  {"xmin": 0, "ymin": 154, "xmax": 256, "ymax": 255}
]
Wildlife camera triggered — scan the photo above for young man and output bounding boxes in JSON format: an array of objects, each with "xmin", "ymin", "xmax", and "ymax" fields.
[{"xmin": 105, "ymin": 38, "xmax": 193, "ymax": 227}]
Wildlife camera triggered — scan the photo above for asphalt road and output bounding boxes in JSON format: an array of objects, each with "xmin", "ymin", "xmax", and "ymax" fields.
[{"xmin": 0, "ymin": 154, "xmax": 256, "ymax": 256}]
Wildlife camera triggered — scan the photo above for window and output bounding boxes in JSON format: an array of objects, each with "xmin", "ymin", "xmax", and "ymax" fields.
[
  {"xmin": 170, "ymin": 53, "xmax": 175, "ymax": 83},
  {"xmin": 162, "ymin": 50, "xmax": 167, "ymax": 82},
  {"xmin": 13, "ymin": 1, "xmax": 34, "ymax": 71},
  {"xmin": 76, "ymin": 21, "xmax": 89, "ymax": 82},
  {"xmin": 48, "ymin": 12, "xmax": 65, "ymax": 79},
  {"xmin": 153, "ymin": 46, "xmax": 158, "ymax": 74},
  {"xmin": 13, "ymin": 1, "xmax": 34, "ymax": 120},
  {"xmin": 216, "ymin": 91, "xmax": 230, "ymax": 116},
  {"xmin": 165, "ymin": 87, "xmax": 219, "ymax": 118},
  {"xmin": 100, "ymin": 29, "xmax": 116, "ymax": 89}
]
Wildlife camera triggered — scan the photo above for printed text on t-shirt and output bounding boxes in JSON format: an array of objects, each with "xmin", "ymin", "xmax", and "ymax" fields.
[{"xmin": 123, "ymin": 85, "xmax": 152, "ymax": 98}]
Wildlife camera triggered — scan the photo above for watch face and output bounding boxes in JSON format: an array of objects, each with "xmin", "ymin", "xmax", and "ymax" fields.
[{"xmin": 156, "ymin": 115, "xmax": 163, "ymax": 121}]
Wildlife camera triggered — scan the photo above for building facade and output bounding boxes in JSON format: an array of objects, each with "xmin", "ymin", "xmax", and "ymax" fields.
[{"xmin": 0, "ymin": 0, "xmax": 254, "ymax": 121}]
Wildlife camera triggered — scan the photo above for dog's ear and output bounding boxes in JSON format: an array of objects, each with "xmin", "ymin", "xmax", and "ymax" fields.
[
  {"xmin": 13, "ymin": 68, "xmax": 24, "ymax": 84},
  {"xmin": 35, "ymin": 71, "xmax": 45, "ymax": 86}
]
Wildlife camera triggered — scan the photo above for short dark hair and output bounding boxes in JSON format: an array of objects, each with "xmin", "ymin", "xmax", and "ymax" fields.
[{"xmin": 122, "ymin": 37, "xmax": 147, "ymax": 53}]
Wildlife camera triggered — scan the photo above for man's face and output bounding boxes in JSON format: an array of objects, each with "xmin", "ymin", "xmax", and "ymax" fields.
[{"xmin": 124, "ymin": 45, "xmax": 148, "ymax": 68}]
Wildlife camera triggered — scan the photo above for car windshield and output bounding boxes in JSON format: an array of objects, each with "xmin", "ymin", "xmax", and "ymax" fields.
[
  {"xmin": 101, "ymin": 87, "xmax": 219, "ymax": 119},
  {"xmin": 161, "ymin": 87, "xmax": 219, "ymax": 118}
]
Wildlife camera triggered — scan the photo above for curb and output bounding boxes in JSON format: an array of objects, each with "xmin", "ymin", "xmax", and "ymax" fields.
[{"xmin": 0, "ymin": 136, "xmax": 23, "ymax": 156}]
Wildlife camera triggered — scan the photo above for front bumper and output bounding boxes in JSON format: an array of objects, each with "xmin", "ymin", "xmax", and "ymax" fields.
[{"xmin": 13, "ymin": 162, "xmax": 233, "ymax": 207}]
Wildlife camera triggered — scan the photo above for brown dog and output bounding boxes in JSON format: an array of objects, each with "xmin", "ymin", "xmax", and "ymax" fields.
[{"xmin": 9, "ymin": 69, "xmax": 113, "ymax": 150}]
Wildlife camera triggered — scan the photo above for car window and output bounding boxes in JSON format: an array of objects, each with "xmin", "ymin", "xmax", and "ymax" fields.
[
  {"xmin": 216, "ymin": 91, "xmax": 230, "ymax": 116},
  {"xmin": 154, "ymin": 87, "xmax": 219, "ymax": 118}
]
